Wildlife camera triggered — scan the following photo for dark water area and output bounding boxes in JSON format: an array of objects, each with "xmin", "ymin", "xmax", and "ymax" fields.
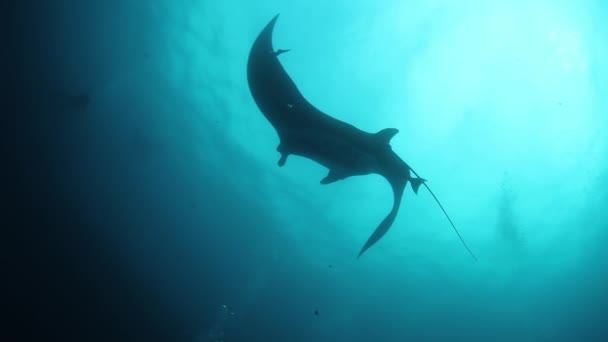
[{"xmin": 9, "ymin": 1, "xmax": 608, "ymax": 341}]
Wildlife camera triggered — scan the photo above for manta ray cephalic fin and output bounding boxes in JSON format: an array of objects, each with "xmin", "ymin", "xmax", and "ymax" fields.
[{"xmin": 278, "ymin": 154, "xmax": 288, "ymax": 166}]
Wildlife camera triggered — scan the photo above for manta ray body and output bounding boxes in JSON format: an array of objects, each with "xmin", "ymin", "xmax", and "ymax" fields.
[{"xmin": 246, "ymin": 14, "xmax": 475, "ymax": 259}]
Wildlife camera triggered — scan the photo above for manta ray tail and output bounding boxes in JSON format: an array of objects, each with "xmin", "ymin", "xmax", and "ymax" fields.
[{"xmin": 409, "ymin": 168, "xmax": 478, "ymax": 261}]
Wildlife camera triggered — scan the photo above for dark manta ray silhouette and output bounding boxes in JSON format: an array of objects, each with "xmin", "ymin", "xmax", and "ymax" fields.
[{"xmin": 247, "ymin": 14, "xmax": 476, "ymax": 260}]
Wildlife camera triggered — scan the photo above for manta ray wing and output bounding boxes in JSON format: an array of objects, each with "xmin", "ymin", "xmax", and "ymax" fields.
[{"xmin": 246, "ymin": 14, "xmax": 477, "ymax": 260}]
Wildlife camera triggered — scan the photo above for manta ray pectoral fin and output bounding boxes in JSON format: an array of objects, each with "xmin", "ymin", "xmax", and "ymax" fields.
[
  {"xmin": 357, "ymin": 207, "xmax": 399, "ymax": 258},
  {"xmin": 410, "ymin": 177, "xmax": 427, "ymax": 194},
  {"xmin": 357, "ymin": 176, "xmax": 406, "ymax": 258},
  {"xmin": 375, "ymin": 128, "xmax": 399, "ymax": 144},
  {"xmin": 320, "ymin": 170, "xmax": 343, "ymax": 184}
]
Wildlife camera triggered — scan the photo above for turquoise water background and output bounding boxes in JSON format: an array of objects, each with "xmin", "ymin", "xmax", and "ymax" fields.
[{"xmin": 15, "ymin": 0, "xmax": 608, "ymax": 341}]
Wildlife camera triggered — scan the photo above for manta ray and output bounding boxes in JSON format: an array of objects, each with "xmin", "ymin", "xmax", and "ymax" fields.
[{"xmin": 246, "ymin": 14, "xmax": 476, "ymax": 260}]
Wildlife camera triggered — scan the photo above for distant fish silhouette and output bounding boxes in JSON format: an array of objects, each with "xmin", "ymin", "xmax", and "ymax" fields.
[{"xmin": 246, "ymin": 14, "xmax": 476, "ymax": 260}]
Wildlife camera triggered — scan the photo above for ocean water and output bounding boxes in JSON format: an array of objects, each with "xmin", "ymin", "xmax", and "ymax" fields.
[{"xmin": 12, "ymin": 0, "xmax": 608, "ymax": 341}]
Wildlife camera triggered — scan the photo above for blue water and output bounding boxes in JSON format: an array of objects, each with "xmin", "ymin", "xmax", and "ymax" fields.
[{"xmin": 13, "ymin": 0, "xmax": 608, "ymax": 341}]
